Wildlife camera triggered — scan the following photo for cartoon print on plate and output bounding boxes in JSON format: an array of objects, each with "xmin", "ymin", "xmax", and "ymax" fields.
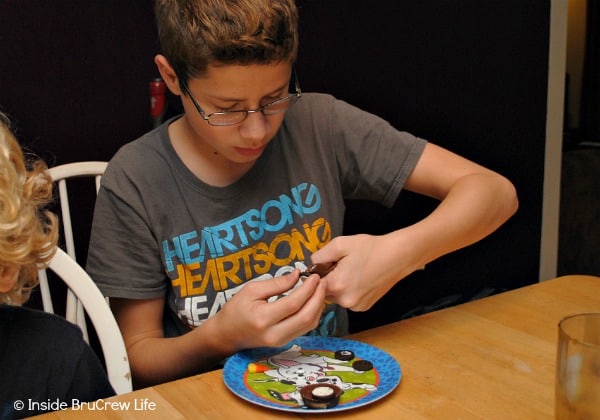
[
  {"xmin": 223, "ymin": 336, "xmax": 401, "ymax": 413},
  {"xmin": 248, "ymin": 343, "xmax": 377, "ymax": 407}
]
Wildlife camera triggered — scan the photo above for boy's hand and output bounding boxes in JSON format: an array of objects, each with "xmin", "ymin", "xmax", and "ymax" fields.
[
  {"xmin": 310, "ymin": 233, "xmax": 425, "ymax": 312},
  {"xmin": 214, "ymin": 269, "xmax": 328, "ymax": 350}
]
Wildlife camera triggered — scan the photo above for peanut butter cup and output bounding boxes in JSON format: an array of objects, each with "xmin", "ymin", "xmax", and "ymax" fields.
[{"xmin": 300, "ymin": 383, "xmax": 343, "ymax": 409}]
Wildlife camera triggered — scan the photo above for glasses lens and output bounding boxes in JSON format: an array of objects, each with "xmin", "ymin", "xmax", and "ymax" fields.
[
  {"xmin": 207, "ymin": 93, "xmax": 301, "ymax": 125},
  {"xmin": 262, "ymin": 95, "xmax": 299, "ymax": 116},
  {"xmin": 208, "ymin": 111, "xmax": 247, "ymax": 126}
]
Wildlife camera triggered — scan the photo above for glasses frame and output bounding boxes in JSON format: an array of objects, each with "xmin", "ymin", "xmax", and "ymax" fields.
[{"xmin": 180, "ymin": 67, "xmax": 302, "ymax": 126}]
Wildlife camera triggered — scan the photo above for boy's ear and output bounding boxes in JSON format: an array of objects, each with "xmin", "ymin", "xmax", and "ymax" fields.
[{"xmin": 155, "ymin": 54, "xmax": 183, "ymax": 96}]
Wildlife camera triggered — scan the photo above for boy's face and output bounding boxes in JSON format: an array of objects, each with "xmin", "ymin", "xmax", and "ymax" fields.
[{"xmin": 181, "ymin": 62, "xmax": 293, "ymax": 166}]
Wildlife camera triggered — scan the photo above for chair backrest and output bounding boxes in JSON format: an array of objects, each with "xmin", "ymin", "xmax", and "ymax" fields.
[
  {"xmin": 38, "ymin": 161, "xmax": 107, "ymax": 341},
  {"xmin": 36, "ymin": 161, "xmax": 132, "ymax": 394},
  {"xmin": 45, "ymin": 248, "xmax": 132, "ymax": 394},
  {"xmin": 47, "ymin": 161, "xmax": 107, "ymax": 260}
]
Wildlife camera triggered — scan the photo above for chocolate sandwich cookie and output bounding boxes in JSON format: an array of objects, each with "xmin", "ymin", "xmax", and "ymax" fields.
[
  {"xmin": 352, "ymin": 359, "xmax": 374, "ymax": 372},
  {"xmin": 334, "ymin": 350, "xmax": 355, "ymax": 361}
]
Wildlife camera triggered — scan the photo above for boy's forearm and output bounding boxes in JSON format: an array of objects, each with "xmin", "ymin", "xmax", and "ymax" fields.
[
  {"xmin": 395, "ymin": 172, "xmax": 518, "ymax": 269},
  {"xmin": 112, "ymin": 297, "xmax": 236, "ymax": 388},
  {"xmin": 125, "ymin": 321, "xmax": 234, "ymax": 388}
]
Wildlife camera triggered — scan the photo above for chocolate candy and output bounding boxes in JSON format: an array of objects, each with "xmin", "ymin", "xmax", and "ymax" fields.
[
  {"xmin": 334, "ymin": 350, "xmax": 355, "ymax": 361},
  {"xmin": 300, "ymin": 261, "xmax": 337, "ymax": 278},
  {"xmin": 300, "ymin": 384, "xmax": 343, "ymax": 409},
  {"xmin": 352, "ymin": 359, "xmax": 374, "ymax": 372}
]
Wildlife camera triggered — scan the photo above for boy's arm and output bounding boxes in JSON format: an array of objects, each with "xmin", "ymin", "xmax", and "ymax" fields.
[
  {"xmin": 110, "ymin": 296, "xmax": 221, "ymax": 388},
  {"xmin": 401, "ymin": 142, "xmax": 519, "ymax": 259},
  {"xmin": 111, "ymin": 269, "xmax": 328, "ymax": 388},
  {"xmin": 312, "ymin": 142, "xmax": 519, "ymax": 310}
]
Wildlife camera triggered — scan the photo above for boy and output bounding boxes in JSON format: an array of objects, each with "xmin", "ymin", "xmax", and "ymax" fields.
[
  {"xmin": 87, "ymin": 0, "xmax": 517, "ymax": 388},
  {"xmin": 0, "ymin": 113, "xmax": 115, "ymax": 418}
]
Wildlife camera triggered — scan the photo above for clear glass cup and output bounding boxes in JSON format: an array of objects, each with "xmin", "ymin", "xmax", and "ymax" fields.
[{"xmin": 555, "ymin": 312, "xmax": 600, "ymax": 419}]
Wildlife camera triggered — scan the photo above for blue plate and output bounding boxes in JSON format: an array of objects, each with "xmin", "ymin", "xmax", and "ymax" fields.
[{"xmin": 223, "ymin": 336, "xmax": 401, "ymax": 413}]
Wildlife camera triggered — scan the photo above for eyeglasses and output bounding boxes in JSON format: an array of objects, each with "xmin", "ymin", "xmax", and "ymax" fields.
[{"xmin": 181, "ymin": 68, "xmax": 302, "ymax": 126}]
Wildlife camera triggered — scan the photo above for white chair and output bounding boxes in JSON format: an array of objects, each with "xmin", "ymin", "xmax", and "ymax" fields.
[
  {"xmin": 38, "ymin": 161, "xmax": 107, "ymax": 341},
  {"xmin": 45, "ymin": 247, "xmax": 132, "ymax": 394},
  {"xmin": 46, "ymin": 161, "xmax": 107, "ymax": 260},
  {"xmin": 36, "ymin": 161, "xmax": 132, "ymax": 393}
]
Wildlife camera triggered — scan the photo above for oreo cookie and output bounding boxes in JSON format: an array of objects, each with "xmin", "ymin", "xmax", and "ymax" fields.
[
  {"xmin": 334, "ymin": 349, "xmax": 355, "ymax": 361},
  {"xmin": 352, "ymin": 359, "xmax": 373, "ymax": 372}
]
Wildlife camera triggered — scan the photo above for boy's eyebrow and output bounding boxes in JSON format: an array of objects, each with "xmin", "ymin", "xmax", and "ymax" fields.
[{"xmin": 206, "ymin": 81, "xmax": 290, "ymax": 103}]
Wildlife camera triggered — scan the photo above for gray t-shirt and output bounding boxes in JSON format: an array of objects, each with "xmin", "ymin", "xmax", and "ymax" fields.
[{"xmin": 87, "ymin": 93, "xmax": 426, "ymax": 338}]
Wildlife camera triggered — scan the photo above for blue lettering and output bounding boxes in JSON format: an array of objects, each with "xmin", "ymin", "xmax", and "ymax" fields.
[
  {"xmin": 261, "ymin": 199, "xmax": 292, "ymax": 232},
  {"xmin": 288, "ymin": 182, "xmax": 308, "ymax": 217},
  {"xmin": 210, "ymin": 223, "xmax": 239, "ymax": 256},
  {"xmin": 198, "ymin": 228, "xmax": 218, "ymax": 261},
  {"xmin": 303, "ymin": 183, "xmax": 321, "ymax": 214},
  {"xmin": 307, "ymin": 310, "xmax": 337, "ymax": 337},
  {"xmin": 180, "ymin": 231, "xmax": 200, "ymax": 265},
  {"xmin": 163, "ymin": 183, "xmax": 323, "ymax": 268},
  {"xmin": 163, "ymin": 236, "xmax": 182, "ymax": 272},
  {"xmin": 246, "ymin": 208, "xmax": 263, "ymax": 241}
]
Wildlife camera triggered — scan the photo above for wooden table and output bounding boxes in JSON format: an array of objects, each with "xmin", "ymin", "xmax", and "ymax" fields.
[{"xmin": 36, "ymin": 275, "xmax": 599, "ymax": 419}]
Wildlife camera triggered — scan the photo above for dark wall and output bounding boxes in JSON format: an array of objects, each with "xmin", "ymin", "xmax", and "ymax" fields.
[
  {"xmin": 296, "ymin": 0, "xmax": 550, "ymax": 331},
  {"xmin": 0, "ymin": 1, "xmax": 160, "ymax": 165},
  {"xmin": 0, "ymin": 1, "xmax": 166, "ymax": 270},
  {"xmin": 1, "ymin": 1, "xmax": 551, "ymax": 332}
]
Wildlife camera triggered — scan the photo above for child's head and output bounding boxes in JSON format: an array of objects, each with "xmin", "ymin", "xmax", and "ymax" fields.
[
  {"xmin": 0, "ymin": 113, "xmax": 58, "ymax": 305},
  {"xmin": 154, "ymin": 0, "xmax": 299, "ymax": 87}
]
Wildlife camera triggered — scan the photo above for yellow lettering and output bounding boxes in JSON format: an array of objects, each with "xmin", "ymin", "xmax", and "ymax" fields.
[
  {"xmin": 268, "ymin": 233, "xmax": 294, "ymax": 266},
  {"xmin": 237, "ymin": 247, "xmax": 255, "ymax": 280},
  {"xmin": 171, "ymin": 260, "xmax": 222, "ymax": 297},
  {"xmin": 183, "ymin": 262, "xmax": 203, "ymax": 296},
  {"xmin": 170, "ymin": 218, "xmax": 334, "ymax": 296},
  {"xmin": 252, "ymin": 242, "xmax": 271, "ymax": 275},
  {"xmin": 215, "ymin": 254, "xmax": 243, "ymax": 289},
  {"xmin": 310, "ymin": 217, "xmax": 331, "ymax": 248},
  {"xmin": 171, "ymin": 265, "xmax": 188, "ymax": 297},
  {"xmin": 204, "ymin": 259, "xmax": 220, "ymax": 293}
]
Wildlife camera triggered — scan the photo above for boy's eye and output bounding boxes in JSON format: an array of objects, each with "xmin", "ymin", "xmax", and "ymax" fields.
[
  {"xmin": 216, "ymin": 103, "xmax": 241, "ymax": 112},
  {"xmin": 261, "ymin": 94, "xmax": 286, "ymax": 107},
  {"xmin": 214, "ymin": 92, "xmax": 286, "ymax": 112}
]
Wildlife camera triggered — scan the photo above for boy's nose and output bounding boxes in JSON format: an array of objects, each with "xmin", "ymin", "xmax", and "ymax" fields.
[{"xmin": 239, "ymin": 111, "xmax": 268, "ymax": 142}]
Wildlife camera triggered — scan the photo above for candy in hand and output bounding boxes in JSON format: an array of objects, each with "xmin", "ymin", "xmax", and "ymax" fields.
[{"xmin": 300, "ymin": 261, "xmax": 337, "ymax": 278}]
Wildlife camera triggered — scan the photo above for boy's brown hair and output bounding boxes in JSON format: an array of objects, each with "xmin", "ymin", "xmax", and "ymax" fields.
[{"xmin": 154, "ymin": 0, "xmax": 299, "ymax": 87}]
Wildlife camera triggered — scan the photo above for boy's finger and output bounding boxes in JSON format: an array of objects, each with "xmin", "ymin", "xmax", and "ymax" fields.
[
  {"xmin": 270, "ymin": 277, "xmax": 328, "ymax": 337},
  {"xmin": 251, "ymin": 269, "xmax": 301, "ymax": 300}
]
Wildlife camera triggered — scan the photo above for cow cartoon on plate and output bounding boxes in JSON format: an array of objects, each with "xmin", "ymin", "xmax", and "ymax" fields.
[{"xmin": 246, "ymin": 344, "xmax": 377, "ymax": 407}]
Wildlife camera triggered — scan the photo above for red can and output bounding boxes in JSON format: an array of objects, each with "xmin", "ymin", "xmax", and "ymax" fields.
[{"xmin": 149, "ymin": 78, "xmax": 167, "ymax": 127}]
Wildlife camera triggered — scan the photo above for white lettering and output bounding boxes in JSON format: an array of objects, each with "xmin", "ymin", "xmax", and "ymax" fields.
[{"xmin": 28, "ymin": 399, "xmax": 68, "ymax": 411}]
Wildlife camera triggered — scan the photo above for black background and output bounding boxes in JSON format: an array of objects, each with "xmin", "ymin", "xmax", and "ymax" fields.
[{"xmin": 0, "ymin": 1, "xmax": 550, "ymax": 332}]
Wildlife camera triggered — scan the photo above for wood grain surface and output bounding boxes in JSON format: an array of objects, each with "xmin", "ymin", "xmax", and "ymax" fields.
[{"xmin": 33, "ymin": 275, "xmax": 600, "ymax": 419}]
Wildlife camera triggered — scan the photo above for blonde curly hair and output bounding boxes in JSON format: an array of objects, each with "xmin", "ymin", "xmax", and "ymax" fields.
[{"xmin": 0, "ymin": 113, "xmax": 58, "ymax": 305}]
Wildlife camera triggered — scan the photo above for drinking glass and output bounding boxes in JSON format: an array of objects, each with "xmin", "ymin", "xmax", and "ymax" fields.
[{"xmin": 555, "ymin": 312, "xmax": 600, "ymax": 419}]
